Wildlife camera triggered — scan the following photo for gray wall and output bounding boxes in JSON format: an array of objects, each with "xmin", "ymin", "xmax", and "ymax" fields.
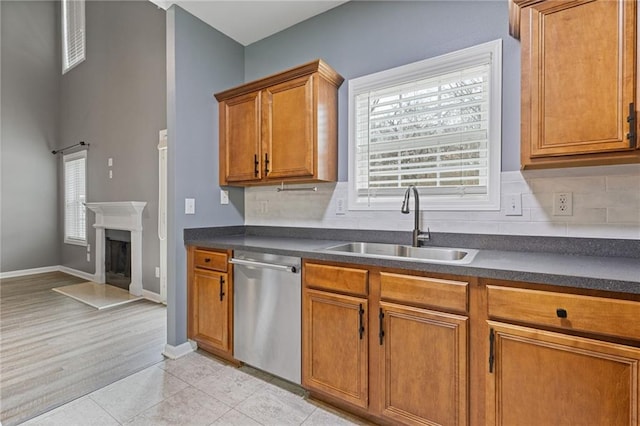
[
  {"xmin": 244, "ymin": 1, "xmax": 521, "ymax": 175},
  {"xmin": 166, "ymin": 6, "xmax": 244, "ymax": 346},
  {"xmin": 1, "ymin": 1, "xmax": 61, "ymax": 272},
  {"xmin": 59, "ymin": 1, "xmax": 166, "ymax": 293},
  {"xmin": 163, "ymin": 0, "xmax": 518, "ymax": 348}
]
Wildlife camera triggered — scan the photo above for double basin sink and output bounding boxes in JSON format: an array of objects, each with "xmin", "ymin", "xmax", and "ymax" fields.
[{"xmin": 321, "ymin": 242, "xmax": 478, "ymax": 265}]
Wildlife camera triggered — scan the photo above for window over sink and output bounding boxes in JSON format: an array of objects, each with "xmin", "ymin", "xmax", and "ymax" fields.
[{"xmin": 348, "ymin": 40, "xmax": 502, "ymax": 211}]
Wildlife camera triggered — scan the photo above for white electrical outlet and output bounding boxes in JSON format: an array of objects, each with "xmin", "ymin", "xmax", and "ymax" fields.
[
  {"xmin": 185, "ymin": 198, "xmax": 195, "ymax": 214},
  {"xmin": 553, "ymin": 192, "xmax": 573, "ymax": 216},
  {"xmin": 335, "ymin": 197, "xmax": 346, "ymax": 215},
  {"xmin": 259, "ymin": 200, "xmax": 269, "ymax": 214},
  {"xmin": 108, "ymin": 158, "xmax": 113, "ymax": 167},
  {"xmin": 505, "ymin": 193, "xmax": 522, "ymax": 216},
  {"xmin": 109, "ymin": 170, "xmax": 113, "ymax": 179},
  {"xmin": 220, "ymin": 190, "xmax": 229, "ymax": 205},
  {"xmin": 155, "ymin": 267, "xmax": 160, "ymax": 278}
]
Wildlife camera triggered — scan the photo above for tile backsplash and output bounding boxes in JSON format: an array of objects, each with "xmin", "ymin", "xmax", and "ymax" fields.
[{"xmin": 244, "ymin": 164, "xmax": 640, "ymax": 240}]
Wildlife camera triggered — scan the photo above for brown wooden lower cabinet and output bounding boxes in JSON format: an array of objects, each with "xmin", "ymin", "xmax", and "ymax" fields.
[
  {"xmin": 303, "ymin": 288, "xmax": 369, "ymax": 408},
  {"xmin": 190, "ymin": 269, "xmax": 229, "ymax": 351},
  {"xmin": 486, "ymin": 321, "xmax": 640, "ymax": 426},
  {"xmin": 380, "ymin": 302, "xmax": 468, "ymax": 426},
  {"xmin": 187, "ymin": 246, "xmax": 234, "ymax": 362},
  {"xmin": 303, "ymin": 261, "xmax": 470, "ymax": 425},
  {"xmin": 184, "ymin": 250, "xmax": 640, "ymax": 425}
]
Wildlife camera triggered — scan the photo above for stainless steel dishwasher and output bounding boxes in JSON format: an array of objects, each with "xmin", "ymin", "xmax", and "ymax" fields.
[{"xmin": 230, "ymin": 250, "xmax": 302, "ymax": 384}]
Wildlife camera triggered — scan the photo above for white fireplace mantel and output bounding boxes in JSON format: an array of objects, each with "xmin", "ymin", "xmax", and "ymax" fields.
[{"xmin": 85, "ymin": 202, "xmax": 147, "ymax": 296}]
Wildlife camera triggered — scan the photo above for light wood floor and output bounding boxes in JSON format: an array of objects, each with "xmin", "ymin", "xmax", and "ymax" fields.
[{"xmin": 0, "ymin": 272, "xmax": 167, "ymax": 426}]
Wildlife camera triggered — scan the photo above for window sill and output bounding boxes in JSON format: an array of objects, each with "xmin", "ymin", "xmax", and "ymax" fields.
[{"xmin": 64, "ymin": 238, "xmax": 87, "ymax": 247}]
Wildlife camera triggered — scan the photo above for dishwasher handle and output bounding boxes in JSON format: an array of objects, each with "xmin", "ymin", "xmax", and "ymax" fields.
[{"xmin": 229, "ymin": 258, "xmax": 299, "ymax": 274}]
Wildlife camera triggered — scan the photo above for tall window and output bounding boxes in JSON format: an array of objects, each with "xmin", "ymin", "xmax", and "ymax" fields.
[
  {"xmin": 348, "ymin": 40, "xmax": 502, "ymax": 211},
  {"xmin": 64, "ymin": 151, "xmax": 87, "ymax": 245},
  {"xmin": 62, "ymin": 0, "xmax": 86, "ymax": 74}
]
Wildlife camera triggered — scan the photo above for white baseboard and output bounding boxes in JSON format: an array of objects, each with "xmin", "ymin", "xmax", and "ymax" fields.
[
  {"xmin": 142, "ymin": 289, "xmax": 164, "ymax": 304},
  {"xmin": 0, "ymin": 266, "xmax": 60, "ymax": 279},
  {"xmin": 162, "ymin": 341, "xmax": 196, "ymax": 360},
  {"xmin": 58, "ymin": 266, "xmax": 97, "ymax": 282}
]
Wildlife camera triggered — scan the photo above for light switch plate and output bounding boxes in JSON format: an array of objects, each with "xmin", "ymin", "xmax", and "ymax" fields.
[
  {"xmin": 185, "ymin": 198, "xmax": 195, "ymax": 215},
  {"xmin": 335, "ymin": 197, "xmax": 346, "ymax": 215},
  {"xmin": 505, "ymin": 193, "xmax": 522, "ymax": 216},
  {"xmin": 220, "ymin": 190, "xmax": 229, "ymax": 205},
  {"xmin": 108, "ymin": 158, "xmax": 113, "ymax": 167}
]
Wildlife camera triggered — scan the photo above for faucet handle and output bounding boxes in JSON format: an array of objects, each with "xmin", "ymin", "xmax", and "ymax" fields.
[{"xmin": 417, "ymin": 228, "xmax": 431, "ymax": 243}]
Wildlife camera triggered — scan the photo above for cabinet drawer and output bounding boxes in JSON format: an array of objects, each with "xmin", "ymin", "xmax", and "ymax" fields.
[
  {"xmin": 487, "ymin": 285, "xmax": 640, "ymax": 341},
  {"xmin": 381, "ymin": 272, "xmax": 468, "ymax": 313},
  {"xmin": 194, "ymin": 249, "xmax": 228, "ymax": 272},
  {"xmin": 304, "ymin": 263, "xmax": 368, "ymax": 296}
]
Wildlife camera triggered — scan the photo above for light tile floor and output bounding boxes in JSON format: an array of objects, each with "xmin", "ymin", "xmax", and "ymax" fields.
[{"xmin": 22, "ymin": 351, "xmax": 369, "ymax": 426}]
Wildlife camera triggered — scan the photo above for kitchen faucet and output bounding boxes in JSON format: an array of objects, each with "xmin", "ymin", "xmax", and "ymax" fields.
[{"xmin": 401, "ymin": 185, "xmax": 431, "ymax": 247}]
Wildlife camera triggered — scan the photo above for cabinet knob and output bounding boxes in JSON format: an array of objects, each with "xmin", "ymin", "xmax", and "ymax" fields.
[
  {"xmin": 556, "ymin": 308, "xmax": 568, "ymax": 318},
  {"xmin": 204, "ymin": 258, "xmax": 211, "ymax": 263}
]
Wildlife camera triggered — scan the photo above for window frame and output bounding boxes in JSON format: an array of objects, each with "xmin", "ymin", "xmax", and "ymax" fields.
[
  {"xmin": 347, "ymin": 39, "xmax": 502, "ymax": 211},
  {"xmin": 62, "ymin": 0, "xmax": 86, "ymax": 74},
  {"xmin": 63, "ymin": 150, "xmax": 88, "ymax": 246}
]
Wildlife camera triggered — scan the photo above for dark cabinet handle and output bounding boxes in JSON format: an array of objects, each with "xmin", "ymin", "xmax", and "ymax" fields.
[
  {"xmin": 489, "ymin": 328, "xmax": 495, "ymax": 373},
  {"xmin": 627, "ymin": 102, "xmax": 637, "ymax": 148},
  {"xmin": 254, "ymin": 154, "xmax": 259, "ymax": 177},
  {"xmin": 264, "ymin": 153, "xmax": 270, "ymax": 175},
  {"xmin": 358, "ymin": 304, "xmax": 364, "ymax": 340},
  {"xmin": 204, "ymin": 258, "xmax": 211, "ymax": 263},
  {"xmin": 556, "ymin": 308, "xmax": 568, "ymax": 318},
  {"xmin": 219, "ymin": 276, "xmax": 225, "ymax": 301},
  {"xmin": 379, "ymin": 308, "xmax": 385, "ymax": 345}
]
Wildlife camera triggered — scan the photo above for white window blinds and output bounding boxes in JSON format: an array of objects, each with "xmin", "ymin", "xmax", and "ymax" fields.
[
  {"xmin": 62, "ymin": 0, "xmax": 86, "ymax": 74},
  {"xmin": 348, "ymin": 40, "xmax": 502, "ymax": 211},
  {"xmin": 64, "ymin": 151, "xmax": 87, "ymax": 245}
]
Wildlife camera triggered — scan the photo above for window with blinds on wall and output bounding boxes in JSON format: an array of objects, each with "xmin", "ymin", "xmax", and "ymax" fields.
[
  {"xmin": 62, "ymin": 0, "xmax": 86, "ymax": 74},
  {"xmin": 64, "ymin": 151, "xmax": 87, "ymax": 245},
  {"xmin": 348, "ymin": 40, "xmax": 502, "ymax": 211}
]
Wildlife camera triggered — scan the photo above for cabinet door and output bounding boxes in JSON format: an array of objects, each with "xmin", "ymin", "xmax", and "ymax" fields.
[
  {"xmin": 189, "ymin": 269, "xmax": 230, "ymax": 353},
  {"xmin": 303, "ymin": 288, "xmax": 368, "ymax": 409},
  {"xmin": 262, "ymin": 75, "xmax": 315, "ymax": 180},
  {"xmin": 380, "ymin": 302, "xmax": 468, "ymax": 426},
  {"xmin": 220, "ymin": 91, "xmax": 261, "ymax": 183},
  {"xmin": 487, "ymin": 321, "xmax": 640, "ymax": 426},
  {"xmin": 522, "ymin": 0, "xmax": 636, "ymax": 161}
]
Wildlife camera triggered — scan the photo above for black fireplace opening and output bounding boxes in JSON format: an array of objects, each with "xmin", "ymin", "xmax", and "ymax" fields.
[{"xmin": 105, "ymin": 229, "xmax": 131, "ymax": 290}]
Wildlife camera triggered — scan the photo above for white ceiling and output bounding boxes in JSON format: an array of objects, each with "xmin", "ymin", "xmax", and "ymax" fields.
[{"xmin": 149, "ymin": 1, "xmax": 348, "ymax": 46}]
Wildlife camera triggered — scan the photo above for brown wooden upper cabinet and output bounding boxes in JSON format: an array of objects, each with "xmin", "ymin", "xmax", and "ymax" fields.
[
  {"xmin": 214, "ymin": 60, "xmax": 344, "ymax": 186},
  {"xmin": 510, "ymin": 0, "xmax": 640, "ymax": 169}
]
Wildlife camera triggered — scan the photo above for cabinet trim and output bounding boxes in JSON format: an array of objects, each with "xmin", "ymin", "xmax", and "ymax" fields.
[
  {"xmin": 508, "ymin": 0, "xmax": 545, "ymax": 39},
  {"xmin": 214, "ymin": 59, "xmax": 344, "ymax": 101}
]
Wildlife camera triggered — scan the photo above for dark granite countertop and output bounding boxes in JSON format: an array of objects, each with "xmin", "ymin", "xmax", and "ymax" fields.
[{"xmin": 184, "ymin": 226, "xmax": 640, "ymax": 295}]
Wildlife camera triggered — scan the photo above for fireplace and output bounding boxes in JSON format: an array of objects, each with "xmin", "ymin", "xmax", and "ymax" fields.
[
  {"xmin": 105, "ymin": 229, "xmax": 131, "ymax": 290},
  {"xmin": 84, "ymin": 202, "xmax": 146, "ymax": 296}
]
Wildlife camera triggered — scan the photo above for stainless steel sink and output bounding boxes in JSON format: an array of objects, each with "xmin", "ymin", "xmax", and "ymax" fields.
[{"xmin": 321, "ymin": 242, "xmax": 478, "ymax": 264}]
